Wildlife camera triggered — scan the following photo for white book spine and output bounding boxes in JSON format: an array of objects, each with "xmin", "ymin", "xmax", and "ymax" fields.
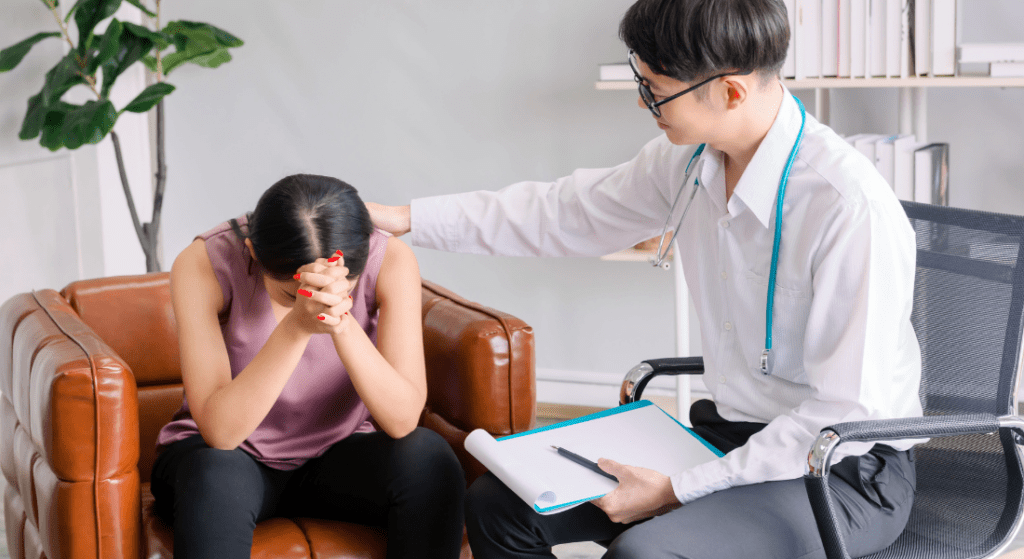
[
  {"xmin": 885, "ymin": 0, "xmax": 902, "ymax": 77},
  {"xmin": 899, "ymin": 0, "xmax": 911, "ymax": 77},
  {"xmin": 914, "ymin": 0, "xmax": 931, "ymax": 76},
  {"xmin": 796, "ymin": 0, "xmax": 822, "ymax": 78},
  {"xmin": 869, "ymin": 0, "xmax": 887, "ymax": 77},
  {"xmin": 990, "ymin": 62, "xmax": 1024, "ymax": 78},
  {"xmin": 958, "ymin": 43, "xmax": 1024, "ymax": 64},
  {"xmin": 822, "ymin": 0, "xmax": 840, "ymax": 77},
  {"xmin": 599, "ymin": 64, "xmax": 633, "ymax": 81},
  {"xmin": 783, "ymin": 0, "xmax": 797, "ymax": 78},
  {"xmin": 931, "ymin": 0, "xmax": 956, "ymax": 76},
  {"xmin": 838, "ymin": 0, "xmax": 853, "ymax": 77},
  {"xmin": 850, "ymin": 0, "xmax": 867, "ymax": 77}
]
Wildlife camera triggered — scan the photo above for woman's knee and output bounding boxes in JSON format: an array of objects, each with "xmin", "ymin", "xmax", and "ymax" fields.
[
  {"xmin": 390, "ymin": 428, "xmax": 464, "ymax": 482},
  {"xmin": 387, "ymin": 427, "xmax": 465, "ymax": 500}
]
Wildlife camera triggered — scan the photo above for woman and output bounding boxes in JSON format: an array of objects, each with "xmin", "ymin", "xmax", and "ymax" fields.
[{"xmin": 151, "ymin": 174, "xmax": 464, "ymax": 559}]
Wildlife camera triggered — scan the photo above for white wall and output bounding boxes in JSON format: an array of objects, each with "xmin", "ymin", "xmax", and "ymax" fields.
[{"xmin": 4, "ymin": 0, "xmax": 1024, "ymax": 399}]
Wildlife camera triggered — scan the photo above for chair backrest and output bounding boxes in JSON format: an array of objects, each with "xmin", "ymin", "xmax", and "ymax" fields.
[
  {"xmin": 62, "ymin": 273, "xmax": 183, "ymax": 485},
  {"xmin": 870, "ymin": 201, "xmax": 1024, "ymax": 559}
]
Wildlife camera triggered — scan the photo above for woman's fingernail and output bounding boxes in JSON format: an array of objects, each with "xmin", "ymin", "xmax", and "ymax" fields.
[
  {"xmin": 328, "ymin": 256, "xmax": 340, "ymax": 263},
  {"xmin": 335, "ymin": 250, "xmax": 343, "ymax": 256},
  {"xmin": 298, "ymin": 289, "xmax": 313, "ymax": 298},
  {"xmin": 293, "ymin": 273, "xmax": 301, "ymax": 280},
  {"xmin": 317, "ymin": 315, "xmax": 325, "ymax": 321}
]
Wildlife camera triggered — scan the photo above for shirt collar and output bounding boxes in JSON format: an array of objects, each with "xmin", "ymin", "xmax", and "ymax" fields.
[{"xmin": 728, "ymin": 85, "xmax": 804, "ymax": 229}]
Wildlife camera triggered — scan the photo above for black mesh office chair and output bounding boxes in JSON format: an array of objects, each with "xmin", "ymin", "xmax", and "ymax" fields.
[{"xmin": 620, "ymin": 201, "xmax": 1024, "ymax": 559}]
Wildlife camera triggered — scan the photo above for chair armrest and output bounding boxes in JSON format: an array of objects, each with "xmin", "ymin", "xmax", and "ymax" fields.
[
  {"xmin": 619, "ymin": 356, "xmax": 705, "ymax": 405},
  {"xmin": 417, "ymin": 281, "xmax": 535, "ymax": 485},
  {"xmin": 803, "ymin": 413, "xmax": 1014, "ymax": 559},
  {"xmin": 0, "ymin": 289, "xmax": 141, "ymax": 559}
]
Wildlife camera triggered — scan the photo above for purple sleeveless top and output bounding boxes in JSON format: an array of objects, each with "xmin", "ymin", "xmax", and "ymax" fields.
[{"xmin": 157, "ymin": 215, "xmax": 390, "ymax": 470}]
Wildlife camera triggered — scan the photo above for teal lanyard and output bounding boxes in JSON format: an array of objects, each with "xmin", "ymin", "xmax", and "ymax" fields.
[{"xmin": 760, "ymin": 95, "xmax": 807, "ymax": 375}]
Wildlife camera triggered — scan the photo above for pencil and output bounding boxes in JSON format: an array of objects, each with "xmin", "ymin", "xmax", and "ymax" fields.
[{"xmin": 551, "ymin": 445, "xmax": 618, "ymax": 482}]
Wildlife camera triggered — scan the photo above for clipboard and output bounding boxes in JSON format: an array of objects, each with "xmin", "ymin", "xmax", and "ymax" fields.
[{"xmin": 465, "ymin": 400, "xmax": 723, "ymax": 514}]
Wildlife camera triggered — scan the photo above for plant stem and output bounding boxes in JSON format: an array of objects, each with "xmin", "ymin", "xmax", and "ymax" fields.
[
  {"xmin": 155, "ymin": 0, "xmax": 163, "ymax": 81},
  {"xmin": 149, "ymin": 99, "xmax": 167, "ymax": 269},
  {"xmin": 41, "ymin": 0, "xmax": 101, "ymax": 98},
  {"xmin": 110, "ymin": 130, "xmax": 158, "ymax": 271}
]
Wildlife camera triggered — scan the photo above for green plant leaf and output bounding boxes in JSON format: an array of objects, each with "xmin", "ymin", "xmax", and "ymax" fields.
[
  {"xmin": 87, "ymin": 17, "xmax": 121, "ymax": 74},
  {"xmin": 164, "ymin": 20, "xmax": 243, "ymax": 48},
  {"xmin": 19, "ymin": 52, "xmax": 88, "ymax": 140},
  {"xmin": 62, "ymin": 99, "xmax": 118, "ymax": 149},
  {"xmin": 42, "ymin": 0, "xmax": 59, "ymax": 8},
  {"xmin": 100, "ymin": 21, "xmax": 155, "ymax": 98},
  {"xmin": 121, "ymin": 82, "xmax": 174, "ymax": 113},
  {"xmin": 122, "ymin": 21, "xmax": 171, "ymax": 49},
  {"xmin": 141, "ymin": 54, "xmax": 156, "ymax": 71},
  {"xmin": 0, "ymin": 32, "xmax": 62, "ymax": 72},
  {"xmin": 72, "ymin": 0, "xmax": 123, "ymax": 54},
  {"xmin": 123, "ymin": 0, "xmax": 155, "ymax": 17},
  {"xmin": 159, "ymin": 20, "xmax": 242, "ymax": 75},
  {"xmin": 39, "ymin": 101, "xmax": 76, "ymax": 150}
]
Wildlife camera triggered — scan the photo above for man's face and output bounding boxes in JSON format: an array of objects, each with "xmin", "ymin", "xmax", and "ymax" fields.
[{"xmin": 632, "ymin": 56, "xmax": 724, "ymax": 146}]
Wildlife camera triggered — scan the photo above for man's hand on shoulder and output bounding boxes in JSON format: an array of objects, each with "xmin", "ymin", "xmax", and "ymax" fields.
[
  {"xmin": 366, "ymin": 202, "xmax": 411, "ymax": 237},
  {"xmin": 591, "ymin": 459, "xmax": 682, "ymax": 524}
]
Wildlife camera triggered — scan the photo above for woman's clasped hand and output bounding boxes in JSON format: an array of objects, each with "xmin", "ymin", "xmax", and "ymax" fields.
[{"xmin": 292, "ymin": 250, "xmax": 356, "ymax": 334}]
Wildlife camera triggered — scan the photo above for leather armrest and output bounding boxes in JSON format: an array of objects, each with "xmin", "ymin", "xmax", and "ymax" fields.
[{"xmin": 0, "ymin": 289, "xmax": 140, "ymax": 559}]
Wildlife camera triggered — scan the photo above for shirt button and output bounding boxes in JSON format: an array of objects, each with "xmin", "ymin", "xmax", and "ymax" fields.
[
  {"xmin": 724, "ymin": 321, "xmax": 733, "ymax": 331},
  {"xmin": 720, "ymin": 271, "xmax": 728, "ymax": 280},
  {"xmin": 719, "ymin": 375, "xmax": 727, "ymax": 384},
  {"xmin": 722, "ymin": 220, "xmax": 730, "ymax": 229}
]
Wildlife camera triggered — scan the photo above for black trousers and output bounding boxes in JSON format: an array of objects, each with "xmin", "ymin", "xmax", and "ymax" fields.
[
  {"xmin": 150, "ymin": 427, "xmax": 465, "ymax": 559},
  {"xmin": 465, "ymin": 400, "xmax": 917, "ymax": 559}
]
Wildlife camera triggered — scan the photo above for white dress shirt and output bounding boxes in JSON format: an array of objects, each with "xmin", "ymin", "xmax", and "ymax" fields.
[{"xmin": 410, "ymin": 88, "xmax": 924, "ymax": 505}]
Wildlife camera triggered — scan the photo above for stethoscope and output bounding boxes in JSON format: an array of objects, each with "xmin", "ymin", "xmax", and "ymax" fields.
[{"xmin": 650, "ymin": 95, "xmax": 807, "ymax": 375}]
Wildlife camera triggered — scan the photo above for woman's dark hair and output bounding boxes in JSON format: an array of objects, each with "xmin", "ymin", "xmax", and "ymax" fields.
[
  {"xmin": 619, "ymin": 0, "xmax": 789, "ymax": 91},
  {"xmin": 232, "ymin": 174, "xmax": 374, "ymax": 281}
]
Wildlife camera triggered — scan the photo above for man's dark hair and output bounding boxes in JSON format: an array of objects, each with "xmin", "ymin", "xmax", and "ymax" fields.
[
  {"xmin": 619, "ymin": 0, "xmax": 789, "ymax": 90},
  {"xmin": 233, "ymin": 174, "xmax": 374, "ymax": 281}
]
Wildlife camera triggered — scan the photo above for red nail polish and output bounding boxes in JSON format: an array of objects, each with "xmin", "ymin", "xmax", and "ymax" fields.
[
  {"xmin": 317, "ymin": 315, "xmax": 325, "ymax": 321},
  {"xmin": 328, "ymin": 256, "xmax": 340, "ymax": 263},
  {"xmin": 293, "ymin": 273, "xmax": 301, "ymax": 280},
  {"xmin": 335, "ymin": 250, "xmax": 343, "ymax": 256},
  {"xmin": 298, "ymin": 289, "xmax": 313, "ymax": 297}
]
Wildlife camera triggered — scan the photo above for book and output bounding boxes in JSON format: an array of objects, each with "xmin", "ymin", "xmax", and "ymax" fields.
[
  {"xmin": 931, "ymin": 0, "xmax": 956, "ymax": 76},
  {"xmin": 464, "ymin": 400, "xmax": 723, "ymax": 515},
  {"xmin": 874, "ymin": 134, "xmax": 910, "ymax": 189},
  {"xmin": 822, "ymin": 0, "xmax": 840, "ymax": 77},
  {"xmin": 838, "ymin": 0, "xmax": 853, "ymax": 77},
  {"xmin": 850, "ymin": 0, "xmax": 868, "ymax": 77},
  {"xmin": 796, "ymin": 0, "xmax": 822, "ymax": 78},
  {"xmin": 914, "ymin": 143, "xmax": 950, "ymax": 205},
  {"xmin": 869, "ymin": 0, "xmax": 887, "ymax": 77},
  {"xmin": 850, "ymin": 133, "xmax": 886, "ymax": 162},
  {"xmin": 885, "ymin": 0, "xmax": 902, "ymax": 77},
  {"xmin": 895, "ymin": 139, "xmax": 926, "ymax": 201},
  {"xmin": 599, "ymin": 63, "xmax": 632, "ymax": 82},
  {"xmin": 958, "ymin": 43, "xmax": 1024, "ymax": 64},
  {"xmin": 783, "ymin": 0, "xmax": 798, "ymax": 78},
  {"xmin": 990, "ymin": 62, "xmax": 1024, "ymax": 77},
  {"xmin": 914, "ymin": 0, "xmax": 931, "ymax": 76},
  {"xmin": 899, "ymin": 0, "xmax": 912, "ymax": 77}
]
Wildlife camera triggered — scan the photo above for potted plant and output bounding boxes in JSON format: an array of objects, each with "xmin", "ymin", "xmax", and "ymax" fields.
[{"xmin": 0, "ymin": 0, "xmax": 243, "ymax": 272}]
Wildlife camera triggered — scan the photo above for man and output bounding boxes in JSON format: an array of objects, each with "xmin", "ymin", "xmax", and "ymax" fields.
[{"xmin": 370, "ymin": 0, "xmax": 921, "ymax": 557}]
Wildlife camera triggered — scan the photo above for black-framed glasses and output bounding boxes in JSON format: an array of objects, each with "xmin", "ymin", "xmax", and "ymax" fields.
[{"xmin": 627, "ymin": 50, "xmax": 752, "ymax": 118}]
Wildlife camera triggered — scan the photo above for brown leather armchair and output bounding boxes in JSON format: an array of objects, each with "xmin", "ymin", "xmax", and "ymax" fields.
[{"xmin": 0, "ymin": 273, "xmax": 535, "ymax": 559}]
